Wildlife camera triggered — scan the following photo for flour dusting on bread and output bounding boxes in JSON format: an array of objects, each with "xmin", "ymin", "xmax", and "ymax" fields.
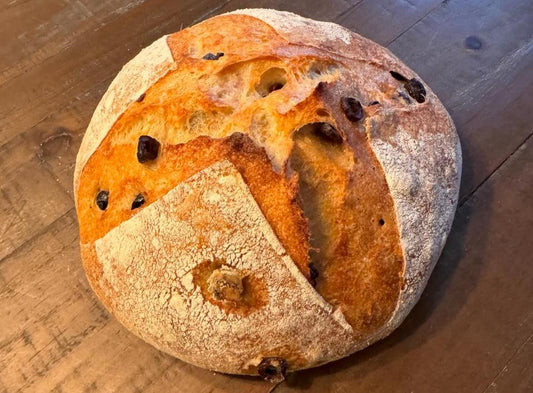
[
  {"xmin": 95, "ymin": 161, "xmax": 353, "ymax": 373},
  {"xmin": 74, "ymin": 35, "xmax": 175, "ymax": 195}
]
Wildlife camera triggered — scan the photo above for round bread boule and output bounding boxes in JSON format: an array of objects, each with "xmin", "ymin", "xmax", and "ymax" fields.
[{"xmin": 74, "ymin": 9, "xmax": 461, "ymax": 379}]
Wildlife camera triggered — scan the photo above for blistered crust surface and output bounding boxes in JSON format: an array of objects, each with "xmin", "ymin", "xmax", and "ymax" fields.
[
  {"xmin": 94, "ymin": 161, "xmax": 353, "ymax": 373},
  {"xmin": 73, "ymin": 35, "xmax": 175, "ymax": 195}
]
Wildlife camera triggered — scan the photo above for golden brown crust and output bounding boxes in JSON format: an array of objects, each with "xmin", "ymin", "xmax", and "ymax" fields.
[{"xmin": 78, "ymin": 132, "xmax": 311, "ymax": 277}]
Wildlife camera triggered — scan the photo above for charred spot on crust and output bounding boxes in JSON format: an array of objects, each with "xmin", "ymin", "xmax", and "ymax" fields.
[
  {"xmin": 202, "ymin": 52, "xmax": 224, "ymax": 60},
  {"xmin": 405, "ymin": 78, "xmax": 426, "ymax": 103},
  {"xmin": 96, "ymin": 190, "xmax": 109, "ymax": 211},
  {"xmin": 390, "ymin": 70, "xmax": 408, "ymax": 82},
  {"xmin": 341, "ymin": 97, "xmax": 364, "ymax": 122},
  {"xmin": 131, "ymin": 194, "xmax": 145, "ymax": 210},
  {"xmin": 309, "ymin": 263, "xmax": 319, "ymax": 287},
  {"xmin": 136, "ymin": 93, "xmax": 146, "ymax": 102},
  {"xmin": 258, "ymin": 357, "xmax": 287, "ymax": 383},
  {"xmin": 137, "ymin": 135, "xmax": 160, "ymax": 163},
  {"xmin": 314, "ymin": 122, "xmax": 343, "ymax": 144}
]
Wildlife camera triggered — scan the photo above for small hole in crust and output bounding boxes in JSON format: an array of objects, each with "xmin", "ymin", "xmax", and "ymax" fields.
[
  {"xmin": 258, "ymin": 357, "xmax": 287, "ymax": 383},
  {"xmin": 379, "ymin": 218, "xmax": 385, "ymax": 226},
  {"xmin": 255, "ymin": 67, "xmax": 287, "ymax": 97},
  {"xmin": 316, "ymin": 108, "xmax": 329, "ymax": 117}
]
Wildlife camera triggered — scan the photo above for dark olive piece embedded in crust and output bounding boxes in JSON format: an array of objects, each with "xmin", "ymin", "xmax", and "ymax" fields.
[
  {"xmin": 341, "ymin": 97, "xmax": 364, "ymax": 122},
  {"xmin": 257, "ymin": 357, "xmax": 288, "ymax": 383},
  {"xmin": 390, "ymin": 70, "xmax": 426, "ymax": 103},
  {"xmin": 405, "ymin": 78, "xmax": 426, "ymax": 103},
  {"xmin": 389, "ymin": 70, "xmax": 408, "ymax": 82},
  {"xmin": 96, "ymin": 190, "xmax": 109, "ymax": 211},
  {"xmin": 131, "ymin": 194, "xmax": 145, "ymax": 210},
  {"xmin": 202, "ymin": 52, "xmax": 224, "ymax": 60},
  {"xmin": 137, "ymin": 135, "xmax": 161, "ymax": 163}
]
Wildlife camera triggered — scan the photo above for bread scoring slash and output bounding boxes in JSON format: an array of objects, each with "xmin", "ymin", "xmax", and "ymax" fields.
[{"xmin": 74, "ymin": 9, "xmax": 461, "ymax": 378}]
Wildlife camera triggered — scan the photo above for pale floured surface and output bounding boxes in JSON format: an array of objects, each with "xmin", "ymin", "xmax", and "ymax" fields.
[
  {"xmin": 228, "ymin": 9, "xmax": 352, "ymax": 45},
  {"xmin": 367, "ymin": 111, "xmax": 462, "ymax": 336},
  {"xmin": 73, "ymin": 35, "xmax": 175, "ymax": 195},
  {"xmin": 94, "ymin": 160, "xmax": 353, "ymax": 373}
]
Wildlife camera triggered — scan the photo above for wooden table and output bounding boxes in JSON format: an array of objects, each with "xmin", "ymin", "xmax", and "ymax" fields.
[{"xmin": 1, "ymin": 1, "xmax": 532, "ymax": 392}]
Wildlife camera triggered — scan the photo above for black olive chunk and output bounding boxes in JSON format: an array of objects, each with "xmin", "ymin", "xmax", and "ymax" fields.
[
  {"xmin": 131, "ymin": 194, "xmax": 145, "ymax": 210},
  {"xmin": 258, "ymin": 357, "xmax": 287, "ymax": 383},
  {"xmin": 202, "ymin": 52, "xmax": 224, "ymax": 60},
  {"xmin": 341, "ymin": 97, "xmax": 364, "ymax": 122},
  {"xmin": 390, "ymin": 70, "xmax": 408, "ymax": 82},
  {"xmin": 405, "ymin": 78, "xmax": 426, "ymax": 103},
  {"xmin": 137, "ymin": 135, "xmax": 160, "ymax": 163},
  {"xmin": 96, "ymin": 190, "xmax": 109, "ymax": 211},
  {"xmin": 368, "ymin": 100, "xmax": 380, "ymax": 106}
]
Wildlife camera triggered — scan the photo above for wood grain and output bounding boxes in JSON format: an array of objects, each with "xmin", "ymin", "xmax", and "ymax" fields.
[
  {"xmin": 0, "ymin": 0, "xmax": 229, "ymax": 143},
  {"xmin": 0, "ymin": 135, "xmax": 72, "ymax": 261},
  {"xmin": 216, "ymin": 0, "xmax": 355, "ymax": 21},
  {"xmin": 0, "ymin": 0, "xmax": 531, "ymax": 392},
  {"xmin": 483, "ymin": 333, "xmax": 533, "ymax": 393},
  {"xmin": 337, "ymin": 0, "xmax": 444, "ymax": 46}
]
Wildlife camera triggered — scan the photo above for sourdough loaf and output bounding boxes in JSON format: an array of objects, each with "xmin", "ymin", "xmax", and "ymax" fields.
[{"xmin": 74, "ymin": 9, "xmax": 461, "ymax": 380}]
